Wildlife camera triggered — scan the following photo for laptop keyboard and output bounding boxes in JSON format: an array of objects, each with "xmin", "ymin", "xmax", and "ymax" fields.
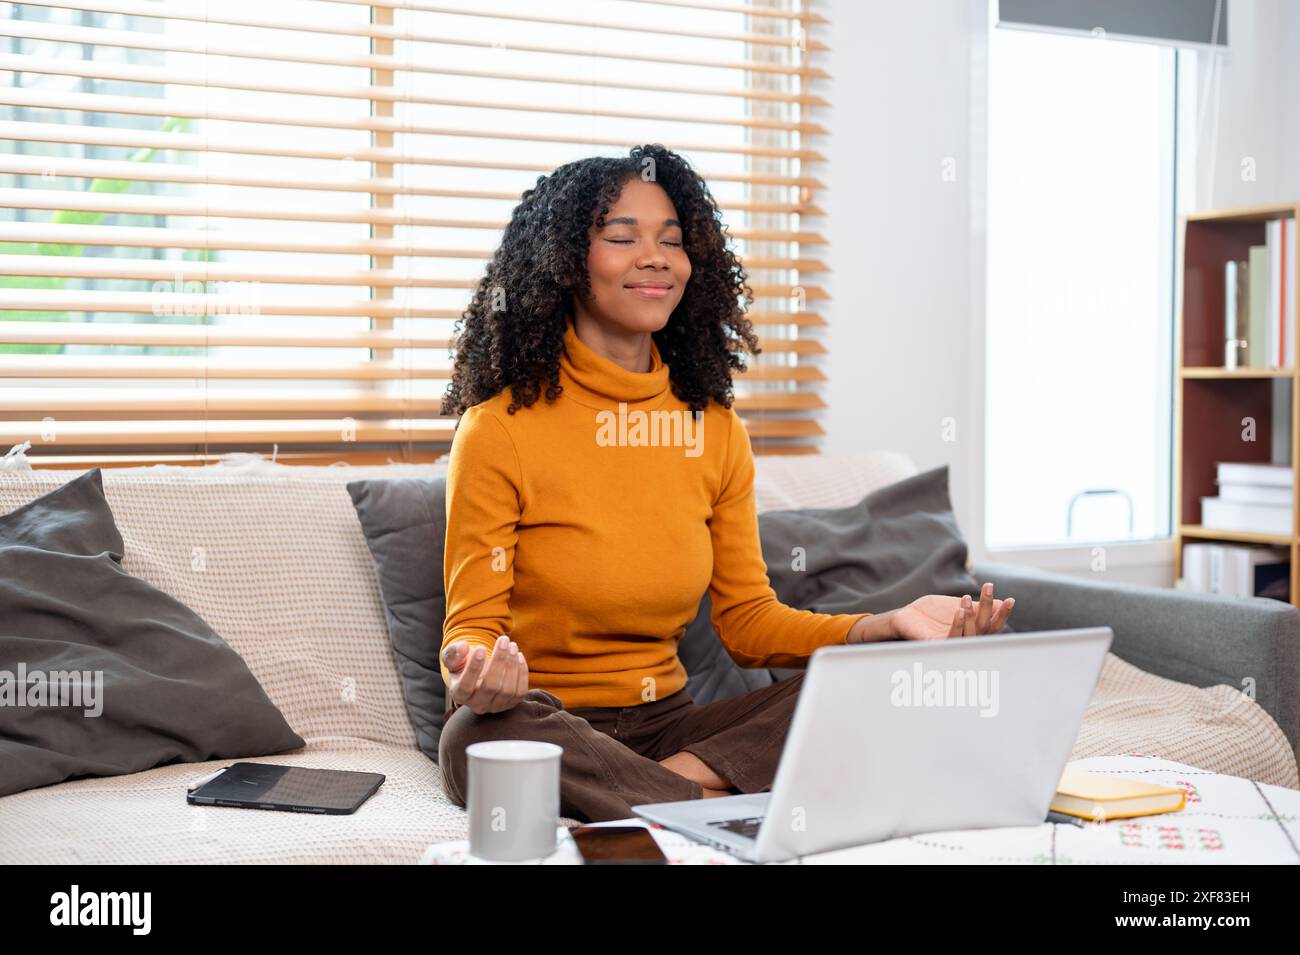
[{"xmin": 708, "ymin": 815, "xmax": 764, "ymax": 840}]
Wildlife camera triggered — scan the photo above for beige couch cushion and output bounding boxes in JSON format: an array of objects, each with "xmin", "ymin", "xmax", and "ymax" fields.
[
  {"xmin": 1073, "ymin": 654, "xmax": 1298, "ymax": 788},
  {"xmin": 0, "ymin": 741, "xmax": 460, "ymax": 864},
  {"xmin": 753, "ymin": 450, "xmax": 919, "ymax": 512}
]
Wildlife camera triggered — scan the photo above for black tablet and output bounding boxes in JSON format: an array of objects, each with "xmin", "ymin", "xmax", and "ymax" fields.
[{"xmin": 186, "ymin": 762, "xmax": 385, "ymax": 815}]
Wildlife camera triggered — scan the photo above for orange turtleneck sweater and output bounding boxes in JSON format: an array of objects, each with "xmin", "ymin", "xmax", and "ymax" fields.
[{"xmin": 440, "ymin": 319, "xmax": 873, "ymax": 709}]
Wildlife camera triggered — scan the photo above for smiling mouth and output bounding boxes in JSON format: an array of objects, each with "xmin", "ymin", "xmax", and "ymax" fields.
[{"xmin": 625, "ymin": 283, "xmax": 673, "ymax": 299}]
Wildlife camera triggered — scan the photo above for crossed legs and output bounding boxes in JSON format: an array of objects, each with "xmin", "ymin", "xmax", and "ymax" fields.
[
  {"xmin": 658, "ymin": 750, "xmax": 737, "ymax": 797},
  {"xmin": 440, "ymin": 679, "xmax": 789, "ymax": 822}
]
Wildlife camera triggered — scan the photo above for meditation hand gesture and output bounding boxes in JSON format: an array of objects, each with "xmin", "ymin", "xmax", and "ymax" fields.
[
  {"xmin": 847, "ymin": 582, "xmax": 1015, "ymax": 644},
  {"xmin": 443, "ymin": 634, "xmax": 530, "ymax": 715}
]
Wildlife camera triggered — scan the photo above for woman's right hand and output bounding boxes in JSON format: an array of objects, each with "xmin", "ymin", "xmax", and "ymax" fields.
[{"xmin": 442, "ymin": 634, "xmax": 529, "ymax": 715}]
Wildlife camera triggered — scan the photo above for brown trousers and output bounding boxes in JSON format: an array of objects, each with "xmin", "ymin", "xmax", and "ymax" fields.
[{"xmin": 438, "ymin": 671, "xmax": 806, "ymax": 823}]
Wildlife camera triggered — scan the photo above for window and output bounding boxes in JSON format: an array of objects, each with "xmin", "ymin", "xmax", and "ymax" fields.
[
  {"xmin": 1, "ymin": 0, "xmax": 830, "ymax": 466},
  {"xmin": 985, "ymin": 20, "xmax": 1191, "ymax": 547}
]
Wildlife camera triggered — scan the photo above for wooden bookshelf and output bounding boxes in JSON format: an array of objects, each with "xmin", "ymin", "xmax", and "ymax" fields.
[{"xmin": 1174, "ymin": 201, "xmax": 1300, "ymax": 608}]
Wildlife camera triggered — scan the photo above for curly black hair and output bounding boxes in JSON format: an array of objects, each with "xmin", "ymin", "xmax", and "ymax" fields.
[{"xmin": 440, "ymin": 143, "xmax": 759, "ymax": 418}]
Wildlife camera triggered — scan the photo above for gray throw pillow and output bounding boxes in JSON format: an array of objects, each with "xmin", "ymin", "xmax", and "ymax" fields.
[
  {"xmin": 759, "ymin": 464, "xmax": 986, "ymax": 616},
  {"xmin": 347, "ymin": 477, "xmax": 448, "ymax": 762},
  {"xmin": 0, "ymin": 468, "xmax": 305, "ymax": 797},
  {"xmin": 688, "ymin": 464, "xmax": 1012, "ymax": 690}
]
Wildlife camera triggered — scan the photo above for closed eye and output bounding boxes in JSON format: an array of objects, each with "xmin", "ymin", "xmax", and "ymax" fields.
[{"xmin": 605, "ymin": 239, "xmax": 683, "ymax": 247}]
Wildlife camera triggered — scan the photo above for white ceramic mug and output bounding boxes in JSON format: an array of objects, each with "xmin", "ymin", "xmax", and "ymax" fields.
[{"xmin": 465, "ymin": 740, "xmax": 563, "ymax": 861}]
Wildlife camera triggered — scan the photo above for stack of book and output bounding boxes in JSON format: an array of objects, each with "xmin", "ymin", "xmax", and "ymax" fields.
[
  {"xmin": 1223, "ymin": 216, "xmax": 1297, "ymax": 369},
  {"xmin": 1201, "ymin": 462, "xmax": 1293, "ymax": 536},
  {"xmin": 1181, "ymin": 541, "xmax": 1290, "ymax": 601}
]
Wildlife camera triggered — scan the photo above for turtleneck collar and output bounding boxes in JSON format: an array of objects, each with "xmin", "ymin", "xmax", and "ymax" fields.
[{"xmin": 558, "ymin": 318, "xmax": 672, "ymax": 411}]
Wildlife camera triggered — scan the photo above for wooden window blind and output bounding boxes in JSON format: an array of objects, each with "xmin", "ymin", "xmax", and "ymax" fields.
[{"xmin": 0, "ymin": 0, "xmax": 830, "ymax": 467}]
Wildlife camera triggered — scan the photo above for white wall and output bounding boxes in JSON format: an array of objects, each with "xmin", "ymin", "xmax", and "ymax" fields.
[
  {"xmin": 1193, "ymin": 0, "xmax": 1300, "ymax": 209},
  {"xmin": 815, "ymin": 0, "xmax": 985, "ymax": 555},
  {"xmin": 816, "ymin": 0, "xmax": 1300, "ymax": 582}
]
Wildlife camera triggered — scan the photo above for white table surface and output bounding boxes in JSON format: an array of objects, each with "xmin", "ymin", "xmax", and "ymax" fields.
[{"xmin": 419, "ymin": 756, "xmax": 1300, "ymax": 865}]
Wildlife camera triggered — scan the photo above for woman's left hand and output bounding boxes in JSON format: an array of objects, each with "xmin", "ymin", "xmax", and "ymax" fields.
[
  {"xmin": 847, "ymin": 582, "xmax": 1015, "ymax": 643},
  {"xmin": 894, "ymin": 582, "xmax": 1014, "ymax": 640}
]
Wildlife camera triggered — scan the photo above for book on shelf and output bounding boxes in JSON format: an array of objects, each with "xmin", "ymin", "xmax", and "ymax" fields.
[
  {"xmin": 1219, "ymin": 482, "xmax": 1292, "ymax": 505},
  {"xmin": 1264, "ymin": 217, "xmax": 1296, "ymax": 369},
  {"xmin": 1216, "ymin": 462, "xmax": 1292, "ymax": 487},
  {"xmin": 1224, "ymin": 259, "xmax": 1248, "ymax": 367},
  {"xmin": 1200, "ymin": 461, "xmax": 1295, "ymax": 536},
  {"xmin": 1227, "ymin": 218, "xmax": 1296, "ymax": 369},
  {"xmin": 1248, "ymin": 244, "xmax": 1270, "ymax": 369},
  {"xmin": 1181, "ymin": 542, "xmax": 1290, "ymax": 601},
  {"xmin": 1200, "ymin": 497, "xmax": 1292, "ymax": 535}
]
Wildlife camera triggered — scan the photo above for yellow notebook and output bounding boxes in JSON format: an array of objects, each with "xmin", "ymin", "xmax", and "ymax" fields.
[{"xmin": 1050, "ymin": 767, "xmax": 1187, "ymax": 821}]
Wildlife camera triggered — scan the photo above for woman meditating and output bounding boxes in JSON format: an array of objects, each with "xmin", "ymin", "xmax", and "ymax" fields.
[{"xmin": 437, "ymin": 143, "xmax": 1015, "ymax": 823}]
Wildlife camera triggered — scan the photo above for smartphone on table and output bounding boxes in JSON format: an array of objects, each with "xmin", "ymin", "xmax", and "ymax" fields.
[{"xmin": 570, "ymin": 825, "xmax": 668, "ymax": 865}]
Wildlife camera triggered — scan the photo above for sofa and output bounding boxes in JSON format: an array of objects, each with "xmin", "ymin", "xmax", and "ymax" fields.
[{"xmin": 1, "ymin": 450, "xmax": 1296, "ymax": 864}]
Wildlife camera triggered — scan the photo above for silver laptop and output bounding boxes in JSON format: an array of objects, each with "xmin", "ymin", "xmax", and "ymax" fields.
[{"xmin": 633, "ymin": 626, "xmax": 1112, "ymax": 863}]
